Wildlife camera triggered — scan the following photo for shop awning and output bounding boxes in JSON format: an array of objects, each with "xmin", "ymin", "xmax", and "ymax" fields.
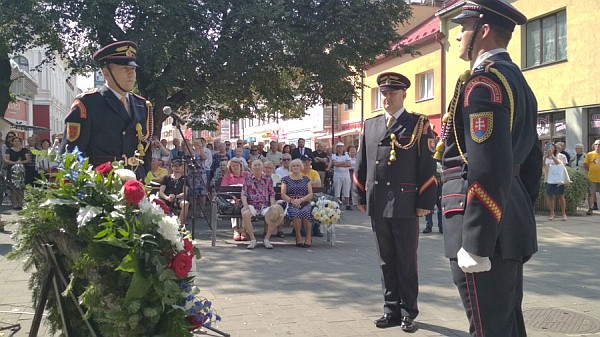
[
  {"xmin": 0, "ymin": 117, "xmax": 49, "ymax": 133},
  {"xmin": 334, "ymin": 128, "xmax": 361, "ymax": 137}
]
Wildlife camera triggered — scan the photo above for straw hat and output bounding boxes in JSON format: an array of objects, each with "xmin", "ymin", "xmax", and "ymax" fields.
[{"xmin": 264, "ymin": 204, "xmax": 285, "ymax": 229}]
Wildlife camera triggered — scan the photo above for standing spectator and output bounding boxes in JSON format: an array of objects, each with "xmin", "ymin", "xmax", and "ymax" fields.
[
  {"xmin": 331, "ymin": 142, "xmax": 352, "ymax": 210},
  {"xmin": 170, "ymin": 138, "xmax": 184, "ymax": 160},
  {"xmin": 571, "ymin": 143, "xmax": 586, "ymax": 171},
  {"xmin": 556, "ymin": 141, "xmax": 571, "ymax": 164},
  {"xmin": 158, "ymin": 158, "xmax": 190, "ymax": 226},
  {"xmin": 151, "ymin": 136, "xmax": 170, "ymax": 162},
  {"xmin": 257, "ymin": 141, "xmax": 267, "ymax": 157},
  {"xmin": 584, "ymin": 140, "xmax": 600, "ymax": 215},
  {"xmin": 291, "ymin": 138, "xmax": 313, "ymax": 160},
  {"xmin": 265, "ymin": 140, "xmax": 282, "ymax": 167},
  {"xmin": 240, "ymin": 160, "xmax": 277, "ymax": 249},
  {"xmin": 423, "ymin": 162, "xmax": 443, "ymax": 234},
  {"xmin": 352, "ymin": 71, "xmax": 436, "ymax": 332},
  {"xmin": 439, "ymin": 2, "xmax": 543, "ymax": 336},
  {"xmin": 312, "ymin": 142, "xmax": 329, "ymax": 186},
  {"xmin": 281, "ymin": 159, "xmax": 314, "ymax": 248},
  {"xmin": 282, "ymin": 144, "xmax": 292, "ymax": 155},
  {"xmin": 275, "ymin": 153, "xmax": 292, "ymax": 177},
  {"xmin": 544, "ymin": 143, "xmax": 568, "ymax": 221},
  {"xmin": 4, "ymin": 137, "xmax": 31, "ymax": 210},
  {"xmin": 224, "ymin": 141, "xmax": 233, "ymax": 157},
  {"xmin": 24, "ymin": 135, "xmax": 41, "ymax": 186}
]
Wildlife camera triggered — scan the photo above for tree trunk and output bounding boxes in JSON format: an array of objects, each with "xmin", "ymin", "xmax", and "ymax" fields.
[{"xmin": 0, "ymin": 55, "xmax": 12, "ymax": 118}]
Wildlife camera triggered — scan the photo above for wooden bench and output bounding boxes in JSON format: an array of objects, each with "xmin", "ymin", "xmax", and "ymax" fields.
[{"xmin": 210, "ymin": 186, "xmax": 336, "ymax": 246}]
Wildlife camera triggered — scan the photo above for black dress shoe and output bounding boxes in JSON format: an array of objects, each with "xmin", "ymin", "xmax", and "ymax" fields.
[
  {"xmin": 374, "ymin": 313, "xmax": 402, "ymax": 328},
  {"xmin": 400, "ymin": 316, "xmax": 416, "ymax": 332},
  {"xmin": 422, "ymin": 227, "xmax": 432, "ymax": 234},
  {"xmin": 438, "ymin": 227, "xmax": 443, "ymax": 234}
]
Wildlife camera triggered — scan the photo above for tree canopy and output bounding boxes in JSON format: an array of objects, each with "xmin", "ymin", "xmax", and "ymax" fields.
[{"xmin": 2, "ymin": 0, "xmax": 413, "ymax": 135}]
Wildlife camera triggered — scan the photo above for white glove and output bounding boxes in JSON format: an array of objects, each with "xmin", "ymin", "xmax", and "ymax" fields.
[{"xmin": 457, "ymin": 247, "xmax": 491, "ymax": 273}]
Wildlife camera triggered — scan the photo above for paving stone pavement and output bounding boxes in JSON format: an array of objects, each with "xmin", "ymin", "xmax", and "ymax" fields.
[{"xmin": 1, "ymin": 203, "xmax": 599, "ymax": 336}]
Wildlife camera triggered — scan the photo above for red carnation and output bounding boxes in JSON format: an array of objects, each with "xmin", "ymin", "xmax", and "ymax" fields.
[
  {"xmin": 168, "ymin": 251, "xmax": 193, "ymax": 279},
  {"xmin": 123, "ymin": 180, "xmax": 146, "ymax": 205},
  {"xmin": 152, "ymin": 198, "xmax": 172, "ymax": 214},
  {"xmin": 183, "ymin": 238, "xmax": 195, "ymax": 257},
  {"xmin": 95, "ymin": 162, "xmax": 113, "ymax": 176}
]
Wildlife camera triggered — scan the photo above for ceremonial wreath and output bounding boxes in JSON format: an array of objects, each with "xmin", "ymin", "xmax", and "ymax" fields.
[{"xmin": 8, "ymin": 149, "xmax": 219, "ymax": 336}]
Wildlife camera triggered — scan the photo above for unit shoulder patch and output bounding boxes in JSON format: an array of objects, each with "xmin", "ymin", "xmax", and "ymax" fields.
[
  {"xmin": 66, "ymin": 122, "xmax": 81, "ymax": 142},
  {"xmin": 69, "ymin": 99, "xmax": 88, "ymax": 119},
  {"xmin": 469, "ymin": 112, "xmax": 493, "ymax": 143},
  {"xmin": 463, "ymin": 74, "xmax": 503, "ymax": 108}
]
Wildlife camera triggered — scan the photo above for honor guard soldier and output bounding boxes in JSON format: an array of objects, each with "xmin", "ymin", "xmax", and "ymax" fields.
[
  {"xmin": 352, "ymin": 72, "xmax": 437, "ymax": 332},
  {"xmin": 434, "ymin": 1, "xmax": 543, "ymax": 336},
  {"xmin": 61, "ymin": 40, "xmax": 153, "ymax": 179}
]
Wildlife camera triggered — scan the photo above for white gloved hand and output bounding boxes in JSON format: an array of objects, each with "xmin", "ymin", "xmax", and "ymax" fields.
[{"xmin": 457, "ymin": 247, "xmax": 491, "ymax": 273}]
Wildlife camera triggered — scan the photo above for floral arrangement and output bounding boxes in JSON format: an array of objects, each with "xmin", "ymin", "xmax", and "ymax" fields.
[
  {"xmin": 311, "ymin": 195, "xmax": 341, "ymax": 225},
  {"xmin": 8, "ymin": 149, "xmax": 219, "ymax": 337}
]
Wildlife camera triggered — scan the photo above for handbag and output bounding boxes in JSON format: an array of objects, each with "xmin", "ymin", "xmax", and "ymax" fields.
[
  {"xmin": 215, "ymin": 194, "xmax": 242, "ymax": 215},
  {"xmin": 547, "ymin": 164, "xmax": 569, "ymax": 185}
]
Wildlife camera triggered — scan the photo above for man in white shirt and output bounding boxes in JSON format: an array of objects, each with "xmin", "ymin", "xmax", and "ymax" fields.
[
  {"xmin": 275, "ymin": 153, "xmax": 291, "ymax": 177},
  {"xmin": 331, "ymin": 142, "xmax": 352, "ymax": 210},
  {"xmin": 266, "ymin": 140, "xmax": 283, "ymax": 167}
]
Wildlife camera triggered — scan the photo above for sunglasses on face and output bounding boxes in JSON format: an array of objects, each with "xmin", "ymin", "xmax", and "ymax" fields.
[{"xmin": 282, "ymin": 158, "xmax": 290, "ymax": 161}]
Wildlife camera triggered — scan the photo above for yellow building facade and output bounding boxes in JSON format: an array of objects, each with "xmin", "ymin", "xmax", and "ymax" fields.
[{"xmin": 438, "ymin": 0, "xmax": 600, "ymax": 151}]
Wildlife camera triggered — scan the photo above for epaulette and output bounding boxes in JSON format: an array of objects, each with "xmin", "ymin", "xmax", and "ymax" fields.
[
  {"xmin": 75, "ymin": 87, "xmax": 98, "ymax": 99},
  {"xmin": 130, "ymin": 92, "xmax": 150, "ymax": 104},
  {"xmin": 365, "ymin": 114, "xmax": 383, "ymax": 122},
  {"xmin": 472, "ymin": 60, "xmax": 496, "ymax": 74},
  {"xmin": 410, "ymin": 111, "xmax": 429, "ymax": 120}
]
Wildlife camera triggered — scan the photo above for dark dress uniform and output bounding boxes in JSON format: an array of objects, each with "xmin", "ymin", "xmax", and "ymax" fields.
[
  {"xmin": 60, "ymin": 41, "xmax": 153, "ymax": 179},
  {"xmin": 61, "ymin": 85, "xmax": 153, "ymax": 177},
  {"xmin": 437, "ymin": 2, "xmax": 543, "ymax": 336},
  {"xmin": 353, "ymin": 103, "xmax": 437, "ymax": 322}
]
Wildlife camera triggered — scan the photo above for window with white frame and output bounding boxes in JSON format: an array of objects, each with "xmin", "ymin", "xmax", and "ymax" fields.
[
  {"xmin": 372, "ymin": 88, "xmax": 382, "ymax": 111},
  {"xmin": 417, "ymin": 71, "xmax": 434, "ymax": 100},
  {"xmin": 344, "ymin": 102, "xmax": 353, "ymax": 111},
  {"xmin": 526, "ymin": 10, "xmax": 566, "ymax": 68}
]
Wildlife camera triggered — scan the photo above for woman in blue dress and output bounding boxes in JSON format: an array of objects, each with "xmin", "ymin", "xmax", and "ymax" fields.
[{"xmin": 281, "ymin": 159, "xmax": 314, "ymax": 247}]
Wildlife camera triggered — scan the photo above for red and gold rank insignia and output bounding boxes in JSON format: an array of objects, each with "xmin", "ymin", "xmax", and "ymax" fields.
[
  {"xmin": 469, "ymin": 112, "xmax": 493, "ymax": 143},
  {"xmin": 428, "ymin": 138, "xmax": 436, "ymax": 153},
  {"xmin": 66, "ymin": 122, "xmax": 81, "ymax": 142}
]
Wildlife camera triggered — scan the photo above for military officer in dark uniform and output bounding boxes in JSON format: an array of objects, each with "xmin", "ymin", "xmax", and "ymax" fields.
[
  {"xmin": 352, "ymin": 72, "xmax": 437, "ymax": 332},
  {"xmin": 61, "ymin": 40, "xmax": 153, "ymax": 179},
  {"xmin": 434, "ymin": 1, "xmax": 542, "ymax": 336}
]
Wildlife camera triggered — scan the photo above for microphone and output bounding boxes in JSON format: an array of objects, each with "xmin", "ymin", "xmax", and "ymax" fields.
[{"xmin": 163, "ymin": 106, "xmax": 186, "ymax": 125}]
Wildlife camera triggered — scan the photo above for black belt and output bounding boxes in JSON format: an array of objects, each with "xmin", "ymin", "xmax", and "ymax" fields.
[{"xmin": 442, "ymin": 165, "xmax": 521, "ymax": 184}]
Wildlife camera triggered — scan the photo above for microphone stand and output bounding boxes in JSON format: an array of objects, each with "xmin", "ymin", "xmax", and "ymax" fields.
[{"xmin": 172, "ymin": 118, "xmax": 201, "ymax": 240}]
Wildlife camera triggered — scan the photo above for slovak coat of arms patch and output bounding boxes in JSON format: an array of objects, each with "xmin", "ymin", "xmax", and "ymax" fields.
[{"xmin": 469, "ymin": 112, "xmax": 493, "ymax": 143}]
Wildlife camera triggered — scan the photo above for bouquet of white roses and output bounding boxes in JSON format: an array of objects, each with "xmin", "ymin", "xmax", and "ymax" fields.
[
  {"xmin": 311, "ymin": 195, "xmax": 341, "ymax": 224},
  {"xmin": 9, "ymin": 148, "xmax": 220, "ymax": 336}
]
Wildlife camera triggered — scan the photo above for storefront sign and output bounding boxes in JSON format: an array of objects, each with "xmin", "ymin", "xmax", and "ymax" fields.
[
  {"xmin": 537, "ymin": 116, "xmax": 550, "ymax": 136},
  {"xmin": 554, "ymin": 118, "xmax": 566, "ymax": 134},
  {"xmin": 591, "ymin": 114, "xmax": 600, "ymax": 129}
]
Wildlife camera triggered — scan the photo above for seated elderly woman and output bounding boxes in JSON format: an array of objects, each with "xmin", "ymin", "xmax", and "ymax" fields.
[
  {"xmin": 220, "ymin": 157, "xmax": 250, "ymax": 241},
  {"xmin": 281, "ymin": 159, "xmax": 314, "ymax": 248},
  {"xmin": 241, "ymin": 160, "xmax": 279, "ymax": 249}
]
